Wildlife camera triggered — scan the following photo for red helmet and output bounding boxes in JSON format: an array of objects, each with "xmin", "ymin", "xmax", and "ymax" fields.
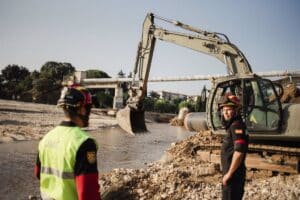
[{"xmin": 218, "ymin": 94, "xmax": 241, "ymax": 109}]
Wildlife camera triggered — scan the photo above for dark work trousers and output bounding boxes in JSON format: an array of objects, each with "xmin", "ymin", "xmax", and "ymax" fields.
[{"xmin": 222, "ymin": 176, "xmax": 245, "ymax": 200}]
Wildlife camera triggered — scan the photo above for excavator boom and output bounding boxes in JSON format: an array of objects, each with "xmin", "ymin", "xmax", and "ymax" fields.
[{"xmin": 117, "ymin": 13, "xmax": 252, "ymax": 134}]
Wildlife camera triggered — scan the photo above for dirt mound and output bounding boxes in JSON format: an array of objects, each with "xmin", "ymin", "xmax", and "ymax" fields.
[
  {"xmin": 281, "ymin": 83, "xmax": 300, "ymax": 103},
  {"xmin": 100, "ymin": 130, "xmax": 300, "ymax": 199},
  {"xmin": 101, "ymin": 131, "xmax": 222, "ymax": 199},
  {"xmin": 170, "ymin": 107, "xmax": 189, "ymax": 127},
  {"xmin": 169, "ymin": 117, "xmax": 184, "ymax": 126}
]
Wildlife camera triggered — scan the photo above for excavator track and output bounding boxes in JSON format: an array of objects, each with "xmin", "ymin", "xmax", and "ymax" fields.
[{"xmin": 189, "ymin": 134, "xmax": 300, "ymax": 174}]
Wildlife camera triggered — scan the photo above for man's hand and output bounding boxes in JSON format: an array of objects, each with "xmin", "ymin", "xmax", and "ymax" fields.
[
  {"xmin": 222, "ymin": 172, "xmax": 232, "ymax": 186},
  {"xmin": 222, "ymin": 151, "xmax": 244, "ymax": 186}
]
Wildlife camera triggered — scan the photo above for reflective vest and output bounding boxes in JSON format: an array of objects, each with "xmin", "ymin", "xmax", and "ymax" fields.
[{"xmin": 38, "ymin": 125, "xmax": 91, "ymax": 200}]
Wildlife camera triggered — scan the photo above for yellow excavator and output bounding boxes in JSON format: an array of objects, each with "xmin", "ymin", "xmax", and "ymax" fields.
[
  {"xmin": 117, "ymin": 12, "xmax": 252, "ymax": 134},
  {"xmin": 117, "ymin": 13, "xmax": 300, "ymax": 140},
  {"xmin": 116, "ymin": 13, "xmax": 300, "ymax": 173}
]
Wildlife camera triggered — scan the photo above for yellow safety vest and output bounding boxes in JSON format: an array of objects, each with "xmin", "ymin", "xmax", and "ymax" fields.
[{"xmin": 38, "ymin": 125, "xmax": 90, "ymax": 200}]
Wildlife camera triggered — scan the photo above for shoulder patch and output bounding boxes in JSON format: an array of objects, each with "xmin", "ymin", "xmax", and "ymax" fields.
[
  {"xmin": 235, "ymin": 129, "xmax": 243, "ymax": 134},
  {"xmin": 87, "ymin": 151, "xmax": 96, "ymax": 164}
]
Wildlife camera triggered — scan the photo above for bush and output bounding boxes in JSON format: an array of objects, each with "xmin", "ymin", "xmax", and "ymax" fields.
[
  {"xmin": 178, "ymin": 100, "xmax": 195, "ymax": 112},
  {"xmin": 154, "ymin": 99, "xmax": 177, "ymax": 113}
]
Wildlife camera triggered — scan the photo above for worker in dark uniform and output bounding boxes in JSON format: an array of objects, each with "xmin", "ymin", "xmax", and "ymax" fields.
[
  {"xmin": 219, "ymin": 94, "xmax": 249, "ymax": 200},
  {"xmin": 34, "ymin": 85, "xmax": 101, "ymax": 200}
]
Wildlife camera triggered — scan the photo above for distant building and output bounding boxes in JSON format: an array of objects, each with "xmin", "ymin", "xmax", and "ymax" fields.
[{"xmin": 156, "ymin": 90, "xmax": 188, "ymax": 101}]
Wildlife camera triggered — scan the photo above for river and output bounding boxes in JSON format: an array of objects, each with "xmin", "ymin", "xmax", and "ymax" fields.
[{"xmin": 0, "ymin": 123, "xmax": 193, "ymax": 199}]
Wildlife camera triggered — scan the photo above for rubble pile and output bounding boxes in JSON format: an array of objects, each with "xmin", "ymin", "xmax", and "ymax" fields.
[
  {"xmin": 170, "ymin": 107, "xmax": 189, "ymax": 127},
  {"xmin": 169, "ymin": 117, "xmax": 184, "ymax": 126},
  {"xmin": 244, "ymin": 175, "xmax": 300, "ymax": 200},
  {"xmin": 100, "ymin": 131, "xmax": 300, "ymax": 200},
  {"xmin": 281, "ymin": 83, "xmax": 300, "ymax": 103}
]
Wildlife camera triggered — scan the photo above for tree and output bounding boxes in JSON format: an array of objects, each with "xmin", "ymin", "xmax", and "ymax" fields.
[
  {"xmin": 96, "ymin": 91, "xmax": 113, "ymax": 108},
  {"xmin": 153, "ymin": 99, "xmax": 177, "ymax": 113},
  {"xmin": 1, "ymin": 64, "xmax": 30, "ymax": 82},
  {"xmin": 0, "ymin": 74, "xmax": 5, "ymax": 98},
  {"xmin": 86, "ymin": 69, "xmax": 113, "ymax": 107},
  {"xmin": 40, "ymin": 61, "xmax": 75, "ymax": 81},
  {"xmin": 32, "ymin": 61, "xmax": 75, "ymax": 104},
  {"xmin": 32, "ymin": 78, "xmax": 61, "ymax": 104},
  {"xmin": 178, "ymin": 100, "xmax": 195, "ymax": 112},
  {"xmin": 144, "ymin": 97, "xmax": 155, "ymax": 111},
  {"xmin": 1, "ymin": 65, "xmax": 31, "ymax": 99},
  {"xmin": 195, "ymin": 85, "xmax": 207, "ymax": 112},
  {"xmin": 149, "ymin": 91, "xmax": 160, "ymax": 99},
  {"xmin": 86, "ymin": 69, "xmax": 110, "ymax": 78}
]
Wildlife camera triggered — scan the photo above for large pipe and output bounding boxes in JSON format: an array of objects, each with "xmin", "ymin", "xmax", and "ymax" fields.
[{"xmin": 184, "ymin": 112, "xmax": 208, "ymax": 132}]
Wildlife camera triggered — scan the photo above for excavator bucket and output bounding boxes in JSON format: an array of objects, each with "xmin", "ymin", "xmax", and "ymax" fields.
[{"xmin": 116, "ymin": 106, "xmax": 147, "ymax": 135}]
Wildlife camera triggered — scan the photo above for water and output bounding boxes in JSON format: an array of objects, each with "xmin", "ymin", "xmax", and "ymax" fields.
[
  {"xmin": 0, "ymin": 123, "xmax": 193, "ymax": 199},
  {"xmin": 0, "ymin": 123, "xmax": 194, "ymax": 173},
  {"xmin": 0, "ymin": 123, "xmax": 192, "ymax": 173},
  {"xmin": 90, "ymin": 123, "xmax": 194, "ymax": 172}
]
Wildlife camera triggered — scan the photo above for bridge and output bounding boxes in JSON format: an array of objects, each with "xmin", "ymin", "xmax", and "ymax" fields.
[{"xmin": 67, "ymin": 70, "xmax": 300, "ymax": 109}]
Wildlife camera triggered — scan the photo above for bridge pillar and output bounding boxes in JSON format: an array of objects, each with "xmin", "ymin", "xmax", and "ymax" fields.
[
  {"xmin": 74, "ymin": 71, "xmax": 86, "ymax": 84},
  {"xmin": 113, "ymin": 85, "xmax": 124, "ymax": 109}
]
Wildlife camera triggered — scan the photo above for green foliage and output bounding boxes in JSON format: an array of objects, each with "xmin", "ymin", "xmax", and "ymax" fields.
[
  {"xmin": 96, "ymin": 91, "xmax": 113, "ymax": 108},
  {"xmin": 195, "ymin": 85, "xmax": 207, "ymax": 112},
  {"xmin": 178, "ymin": 100, "xmax": 195, "ymax": 112},
  {"xmin": 1, "ymin": 65, "xmax": 31, "ymax": 99},
  {"xmin": 32, "ymin": 78, "xmax": 61, "ymax": 104},
  {"xmin": 149, "ymin": 91, "xmax": 160, "ymax": 99},
  {"xmin": 194, "ymin": 96, "xmax": 206, "ymax": 112},
  {"xmin": 144, "ymin": 97, "xmax": 155, "ymax": 111},
  {"xmin": 153, "ymin": 99, "xmax": 176, "ymax": 113},
  {"xmin": 31, "ymin": 61, "xmax": 75, "ymax": 104},
  {"xmin": 1, "ymin": 64, "xmax": 30, "ymax": 82},
  {"xmin": 40, "ymin": 61, "xmax": 75, "ymax": 81},
  {"xmin": 86, "ymin": 69, "xmax": 110, "ymax": 78}
]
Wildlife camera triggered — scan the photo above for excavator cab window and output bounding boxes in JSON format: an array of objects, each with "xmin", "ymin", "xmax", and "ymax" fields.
[
  {"xmin": 245, "ymin": 78, "xmax": 282, "ymax": 132},
  {"xmin": 211, "ymin": 78, "xmax": 282, "ymax": 132}
]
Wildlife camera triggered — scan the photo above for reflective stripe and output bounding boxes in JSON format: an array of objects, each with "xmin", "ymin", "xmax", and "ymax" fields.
[
  {"xmin": 235, "ymin": 139, "xmax": 247, "ymax": 145},
  {"xmin": 41, "ymin": 166, "xmax": 74, "ymax": 179},
  {"xmin": 41, "ymin": 192, "xmax": 55, "ymax": 200}
]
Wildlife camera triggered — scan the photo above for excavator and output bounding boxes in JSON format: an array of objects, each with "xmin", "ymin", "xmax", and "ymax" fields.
[{"xmin": 117, "ymin": 13, "xmax": 300, "ymax": 173}]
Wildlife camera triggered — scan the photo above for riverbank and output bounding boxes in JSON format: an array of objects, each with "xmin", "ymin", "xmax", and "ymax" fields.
[
  {"xmin": 0, "ymin": 100, "xmax": 299, "ymax": 200},
  {"xmin": 0, "ymin": 100, "xmax": 193, "ymax": 199}
]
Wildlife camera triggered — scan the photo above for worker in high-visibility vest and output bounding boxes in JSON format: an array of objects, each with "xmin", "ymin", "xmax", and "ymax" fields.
[{"xmin": 34, "ymin": 85, "xmax": 100, "ymax": 200}]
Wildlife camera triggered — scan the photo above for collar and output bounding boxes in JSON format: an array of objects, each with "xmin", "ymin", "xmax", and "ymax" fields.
[
  {"xmin": 59, "ymin": 121, "xmax": 77, "ymax": 127},
  {"xmin": 225, "ymin": 116, "xmax": 242, "ymax": 130}
]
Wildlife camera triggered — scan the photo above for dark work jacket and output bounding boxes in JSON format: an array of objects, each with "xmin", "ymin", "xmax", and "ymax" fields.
[{"xmin": 221, "ymin": 116, "xmax": 249, "ymax": 178}]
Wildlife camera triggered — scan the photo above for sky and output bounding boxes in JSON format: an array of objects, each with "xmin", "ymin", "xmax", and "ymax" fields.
[{"xmin": 0, "ymin": 0, "xmax": 299, "ymax": 95}]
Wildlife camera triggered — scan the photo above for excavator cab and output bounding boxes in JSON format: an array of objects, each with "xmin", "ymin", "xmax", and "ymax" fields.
[{"xmin": 208, "ymin": 76, "xmax": 283, "ymax": 133}]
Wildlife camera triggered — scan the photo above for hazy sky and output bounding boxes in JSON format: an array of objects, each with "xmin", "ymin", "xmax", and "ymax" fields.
[{"xmin": 1, "ymin": 0, "xmax": 299, "ymax": 95}]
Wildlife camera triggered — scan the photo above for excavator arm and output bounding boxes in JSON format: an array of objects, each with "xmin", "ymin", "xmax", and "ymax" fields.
[{"xmin": 117, "ymin": 13, "xmax": 253, "ymax": 134}]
